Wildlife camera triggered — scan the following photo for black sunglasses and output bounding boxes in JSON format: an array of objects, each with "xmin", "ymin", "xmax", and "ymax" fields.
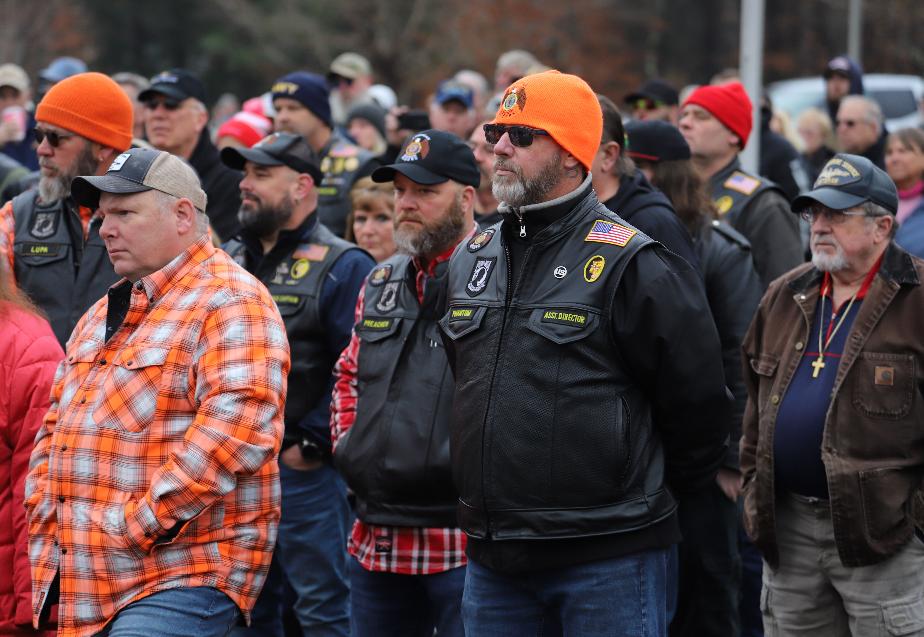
[
  {"xmin": 483, "ymin": 124, "xmax": 549, "ymax": 147},
  {"xmin": 34, "ymin": 128, "xmax": 74, "ymax": 148},
  {"xmin": 143, "ymin": 97, "xmax": 182, "ymax": 111}
]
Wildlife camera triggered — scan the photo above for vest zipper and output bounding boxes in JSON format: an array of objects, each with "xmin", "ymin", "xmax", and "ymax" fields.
[{"xmin": 514, "ymin": 208, "xmax": 526, "ymax": 237}]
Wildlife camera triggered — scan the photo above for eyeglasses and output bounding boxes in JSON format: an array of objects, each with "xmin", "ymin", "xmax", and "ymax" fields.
[
  {"xmin": 631, "ymin": 98, "xmax": 665, "ymax": 111},
  {"xmin": 482, "ymin": 124, "xmax": 549, "ymax": 147},
  {"xmin": 143, "ymin": 97, "xmax": 182, "ymax": 111},
  {"xmin": 34, "ymin": 128, "xmax": 74, "ymax": 148},
  {"xmin": 835, "ymin": 119, "xmax": 859, "ymax": 128},
  {"xmin": 799, "ymin": 206, "xmax": 875, "ymax": 224}
]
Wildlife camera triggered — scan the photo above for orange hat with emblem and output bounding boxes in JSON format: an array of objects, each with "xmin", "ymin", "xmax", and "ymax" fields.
[
  {"xmin": 491, "ymin": 70, "xmax": 602, "ymax": 172},
  {"xmin": 36, "ymin": 72, "xmax": 133, "ymax": 151}
]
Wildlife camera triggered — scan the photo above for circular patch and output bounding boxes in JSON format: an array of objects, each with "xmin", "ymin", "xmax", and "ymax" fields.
[
  {"xmin": 290, "ymin": 258, "xmax": 310, "ymax": 279},
  {"xmin": 502, "ymin": 91, "xmax": 518, "ymax": 111},
  {"xmin": 320, "ymin": 156, "xmax": 332, "ymax": 173},
  {"xmin": 368, "ymin": 263, "xmax": 392, "ymax": 286},
  {"xmin": 715, "ymin": 195, "xmax": 734, "ymax": 215},
  {"xmin": 344, "ymin": 156, "xmax": 360, "ymax": 172},
  {"xmin": 583, "ymin": 255, "xmax": 606, "ymax": 283},
  {"xmin": 467, "ymin": 228, "xmax": 496, "ymax": 252},
  {"xmin": 553, "ymin": 265, "xmax": 568, "ymax": 279},
  {"xmin": 400, "ymin": 134, "xmax": 431, "ymax": 162}
]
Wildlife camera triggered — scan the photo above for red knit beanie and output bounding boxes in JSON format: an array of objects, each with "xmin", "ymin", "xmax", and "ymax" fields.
[
  {"xmin": 217, "ymin": 111, "xmax": 272, "ymax": 148},
  {"xmin": 491, "ymin": 70, "xmax": 602, "ymax": 171},
  {"xmin": 681, "ymin": 81, "xmax": 753, "ymax": 149},
  {"xmin": 36, "ymin": 72, "xmax": 133, "ymax": 151}
]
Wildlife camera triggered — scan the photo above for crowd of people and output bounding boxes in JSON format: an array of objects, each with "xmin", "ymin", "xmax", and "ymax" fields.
[{"xmin": 0, "ymin": 46, "xmax": 922, "ymax": 637}]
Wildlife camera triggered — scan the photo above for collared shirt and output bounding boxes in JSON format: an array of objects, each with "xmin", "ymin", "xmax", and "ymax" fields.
[
  {"xmin": 774, "ymin": 256, "xmax": 882, "ymax": 498},
  {"xmin": 331, "ymin": 234, "xmax": 473, "ymax": 575},
  {"xmin": 24, "ymin": 236, "xmax": 290, "ymax": 637}
]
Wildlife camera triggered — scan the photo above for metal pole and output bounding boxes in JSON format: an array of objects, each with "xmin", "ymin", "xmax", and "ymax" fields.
[
  {"xmin": 848, "ymin": 0, "xmax": 862, "ymax": 65},
  {"xmin": 738, "ymin": 0, "xmax": 765, "ymax": 174}
]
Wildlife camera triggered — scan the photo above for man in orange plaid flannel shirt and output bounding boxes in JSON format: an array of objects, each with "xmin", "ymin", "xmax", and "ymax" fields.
[{"xmin": 24, "ymin": 147, "xmax": 290, "ymax": 637}]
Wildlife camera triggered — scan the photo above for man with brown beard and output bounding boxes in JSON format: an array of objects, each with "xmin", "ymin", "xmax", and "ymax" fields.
[
  {"xmin": 331, "ymin": 128, "xmax": 479, "ymax": 637},
  {"xmin": 0, "ymin": 72, "xmax": 133, "ymax": 347}
]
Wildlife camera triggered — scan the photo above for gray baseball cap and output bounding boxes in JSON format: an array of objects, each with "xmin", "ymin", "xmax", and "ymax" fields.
[
  {"xmin": 791, "ymin": 153, "xmax": 898, "ymax": 215},
  {"xmin": 71, "ymin": 147, "xmax": 207, "ymax": 212}
]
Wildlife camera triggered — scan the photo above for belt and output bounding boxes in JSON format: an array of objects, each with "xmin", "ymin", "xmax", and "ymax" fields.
[{"xmin": 789, "ymin": 492, "xmax": 829, "ymax": 505}]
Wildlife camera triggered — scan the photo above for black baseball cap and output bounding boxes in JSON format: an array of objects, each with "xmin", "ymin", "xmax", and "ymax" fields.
[
  {"xmin": 138, "ymin": 68, "xmax": 206, "ymax": 103},
  {"xmin": 791, "ymin": 153, "xmax": 898, "ymax": 215},
  {"xmin": 624, "ymin": 79, "xmax": 679, "ymax": 107},
  {"xmin": 71, "ymin": 147, "xmax": 208, "ymax": 212},
  {"xmin": 220, "ymin": 132, "xmax": 323, "ymax": 185},
  {"xmin": 371, "ymin": 129, "xmax": 480, "ymax": 188},
  {"xmin": 625, "ymin": 120, "xmax": 691, "ymax": 162}
]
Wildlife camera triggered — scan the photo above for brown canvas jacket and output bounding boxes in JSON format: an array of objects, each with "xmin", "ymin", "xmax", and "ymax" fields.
[{"xmin": 740, "ymin": 242, "xmax": 924, "ymax": 568}]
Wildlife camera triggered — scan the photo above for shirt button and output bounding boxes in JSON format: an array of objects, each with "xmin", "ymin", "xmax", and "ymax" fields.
[
  {"xmin": 795, "ymin": 341, "xmax": 803, "ymax": 350},
  {"xmin": 58, "ymin": 496, "xmax": 64, "ymax": 503},
  {"xmin": 136, "ymin": 282, "xmax": 144, "ymax": 291},
  {"xmin": 99, "ymin": 359, "xmax": 107, "ymax": 365},
  {"xmin": 799, "ymin": 294, "xmax": 806, "ymax": 301},
  {"xmin": 80, "ymin": 397, "xmax": 86, "ymax": 404},
  {"xmin": 61, "ymin": 548, "xmax": 67, "ymax": 555},
  {"xmin": 61, "ymin": 445, "xmax": 68, "ymax": 452},
  {"xmin": 771, "ymin": 395, "xmax": 780, "ymax": 405}
]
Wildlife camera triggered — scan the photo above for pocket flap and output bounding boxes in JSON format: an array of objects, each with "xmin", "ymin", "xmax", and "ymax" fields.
[
  {"xmin": 114, "ymin": 346, "xmax": 169, "ymax": 369},
  {"xmin": 882, "ymin": 596, "xmax": 924, "ymax": 635},
  {"xmin": 526, "ymin": 307, "xmax": 598, "ymax": 345},
  {"xmin": 750, "ymin": 354, "xmax": 779, "ymax": 377},
  {"xmin": 358, "ymin": 316, "xmax": 403, "ymax": 342},
  {"xmin": 439, "ymin": 305, "xmax": 486, "ymax": 340}
]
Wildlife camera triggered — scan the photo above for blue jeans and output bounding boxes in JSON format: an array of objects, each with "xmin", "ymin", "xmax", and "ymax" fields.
[
  {"xmin": 94, "ymin": 586, "xmax": 238, "ymax": 637},
  {"xmin": 349, "ymin": 558, "xmax": 465, "ymax": 637},
  {"xmin": 462, "ymin": 549, "xmax": 669, "ymax": 637},
  {"xmin": 234, "ymin": 463, "xmax": 351, "ymax": 637}
]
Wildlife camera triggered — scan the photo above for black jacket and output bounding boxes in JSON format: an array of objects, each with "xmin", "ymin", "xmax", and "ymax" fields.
[
  {"xmin": 189, "ymin": 128, "xmax": 242, "ymax": 242},
  {"xmin": 602, "ymin": 169, "xmax": 698, "ymax": 270},
  {"xmin": 441, "ymin": 177, "xmax": 730, "ymax": 573},
  {"xmin": 694, "ymin": 220, "xmax": 762, "ymax": 469}
]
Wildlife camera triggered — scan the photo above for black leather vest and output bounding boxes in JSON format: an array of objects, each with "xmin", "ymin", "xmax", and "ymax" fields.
[
  {"xmin": 317, "ymin": 133, "xmax": 375, "ymax": 238},
  {"xmin": 440, "ymin": 193, "xmax": 678, "ymax": 541},
  {"xmin": 12, "ymin": 191, "xmax": 118, "ymax": 347},
  {"xmin": 710, "ymin": 165, "xmax": 784, "ymax": 227},
  {"xmin": 225, "ymin": 222, "xmax": 352, "ymax": 439},
  {"xmin": 333, "ymin": 255, "xmax": 458, "ymax": 527}
]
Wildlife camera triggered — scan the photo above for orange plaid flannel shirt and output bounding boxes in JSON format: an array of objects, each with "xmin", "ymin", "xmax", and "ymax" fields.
[{"xmin": 24, "ymin": 236, "xmax": 290, "ymax": 637}]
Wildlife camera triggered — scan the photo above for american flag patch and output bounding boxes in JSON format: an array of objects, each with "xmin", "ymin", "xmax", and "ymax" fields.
[
  {"xmin": 584, "ymin": 220, "xmax": 636, "ymax": 247},
  {"xmin": 724, "ymin": 171, "xmax": 761, "ymax": 195},
  {"xmin": 293, "ymin": 244, "xmax": 330, "ymax": 261}
]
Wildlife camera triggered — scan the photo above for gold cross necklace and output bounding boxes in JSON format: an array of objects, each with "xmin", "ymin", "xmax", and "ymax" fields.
[{"xmin": 811, "ymin": 287, "xmax": 858, "ymax": 379}]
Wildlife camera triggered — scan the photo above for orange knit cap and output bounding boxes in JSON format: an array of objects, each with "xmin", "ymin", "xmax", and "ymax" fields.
[
  {"xmin": 36, "ymin": 72, "xmax": 133, "ymax": 151},
  {"xmin": 491, "ymin": 70, "xmax": 602, "ymax": 171}
]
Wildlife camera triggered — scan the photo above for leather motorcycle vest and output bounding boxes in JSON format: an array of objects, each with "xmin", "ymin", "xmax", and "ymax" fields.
[{"xmin": 334, "ymin": 255, "xmax": 458, "ymax": 527}]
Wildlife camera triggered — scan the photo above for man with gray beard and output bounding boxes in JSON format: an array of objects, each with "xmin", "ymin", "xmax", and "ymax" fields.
[
  {"xmin": 740, "ymin": 153, "xmax": 924, "ymax": 635},
  {"xmin": 0, "ymin": 72, "xmax": 134, "ymax": 347},
  {"xmin": 329, "ymin": 129, "xmax": 479, "ymax": 637},
  {"xmin": 220, "ymin": 132, "xmax": 373, "ymax": 637}
]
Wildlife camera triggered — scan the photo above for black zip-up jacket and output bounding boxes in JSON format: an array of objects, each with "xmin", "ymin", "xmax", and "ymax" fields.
[
  {"xmin": 189, "ymin": 128, "xmax": 242, "ymax": 242},
  {"xmin": 441, "ymin": 176, "xmax": 730, "ymax": 573}
]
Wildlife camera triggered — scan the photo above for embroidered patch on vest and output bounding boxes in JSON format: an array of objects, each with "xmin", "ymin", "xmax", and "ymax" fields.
[
  {"xmin": 541, "ymin": 309, "xmax": 589, "ymax": 327},
  {"xmin": 361, "ymin": 317, "xmax": 393, "ymax": 331},
  {"xmin": 30, "ymin": 212, "xmax": 57, "ymax": 239},
  {"xmin": 289, "ymin": 259, "xmax": 310, "ymax": 280},
  {"xmin": 466, "ymin": 257, "xmax": 496, "ymax": 296},
  {"xmin": 368, "ymin": 264, "xmax": 392, "ymax": 287},
  {"xmin": 583, "ymin": 255, "xmax": 606, "ymax": 283},
  {"xmin": 293, "ymin": 244, "xmax": 330, "ymax": 261},
  {"xmin": 715, "ymin": 195, "xmax": 734, "ymax": 215},
  {"xmin": 375, "ymin": 281, "xmax": 400, "ymax": 313},
  {"xmin": 467, "ymin": 228, "xmax": 495, "ymax": 252},
  {"xmin": 448, "ymin": 306, "xmax": 477, "ymax": 321},
  {"xmin": 874, "ymin": 365, "xmax": 895, "ymax": 386},
  {"xmin": 272, "ymin": 293, "xmax": 302, "ymax": 306},
  {"xmin": 584, "ymin": 219, "xmax": 636, "ymax": 247},
  {"xmin": 723, "ymin": 171, "xmax": 761, "ymax": 195},
  {"xmin": 19, "ymin": 242, "xmax": 59, "ymax": 257}
]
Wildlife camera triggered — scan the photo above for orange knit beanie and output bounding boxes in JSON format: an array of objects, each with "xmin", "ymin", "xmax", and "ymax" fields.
[
  {"xmin": 491, "ymin": 70, "xmax": 602, "ymax": 171},
  {"xmin": 36, "ymin": 72, "xmax": 133, "ymax": 151}
]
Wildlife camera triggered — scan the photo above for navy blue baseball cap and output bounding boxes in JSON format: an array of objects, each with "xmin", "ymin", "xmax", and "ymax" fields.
[
  {"xmin": 434, "ymin": 80, "xmax": 474, "ymax": 109},
  {"xmin": 71, "ymin": 147, "xmax": 207, "ymax": 212},
  {"xmin": 371, "ymin": 129, "xmax": 479, "ymax": 188},
  {"xmin": 791, "ymin": 153, "xmax": 898, "ymax": 215},
  {"xmin": 221, "ymin": 132, "xmax": 323, "ymax": 185},
  {"xmin": 138, "ymin": 68, "xmax": 206, "ymax": 103}
]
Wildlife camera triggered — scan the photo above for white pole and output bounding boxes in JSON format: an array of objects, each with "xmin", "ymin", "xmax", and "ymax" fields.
[
  {"xmin": 848, "ymin": 0, "xmax": 863, "ymax": 65},
  {"xmin": 738, "ymin": 0, "xmax": 765, "ymax": 174}
]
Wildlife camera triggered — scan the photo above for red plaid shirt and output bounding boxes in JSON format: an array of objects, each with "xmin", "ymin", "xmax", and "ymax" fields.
[
  {"xmin": 331, "ymin": 242, "xmax": 469, "ymax": 575},
  {"xmin": 25, "ymin": 236, "xmax": 290, "ymax": 636}
]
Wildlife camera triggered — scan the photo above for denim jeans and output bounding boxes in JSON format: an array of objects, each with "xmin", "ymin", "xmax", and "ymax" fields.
[
  {"xmin": 233, "ymin": 463, "xmax": 351, "ymax": 637},
  {"xmin": 462, "ymin": 548, "xmax": 669, "ymax": 637},
  {"xmin": 94, "ymin": 586, "xmax": 238, "ymax": 637},
  {"xmin": 349, "ymin": 558, "xmax": 465, "ymax": 637}
]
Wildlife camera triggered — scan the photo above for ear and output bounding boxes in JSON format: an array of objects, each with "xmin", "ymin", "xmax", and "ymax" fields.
[
  {"xmin": 173, "ymin": 198, "xmax": 198, "ymax": 235},
  {"xmin": 598, "ymin": 141, "xmax": 620, "ymax": 172},
  {"xmin": 460, "ymin": 184, "xmax": 476, "ymax": 213},
  {"xmin": 563, "ymin": 150, "xmax": 582, "ymax": 172},
  {"xmin": 292, "ymin": 173, "xmax": 315, "ymax": 201},
  {"xmin": 875, "ymin": 215, "xmax": 894, "ymax": 242},
  {"xmin": 193, "ymin": 107, "xmax": 209, "ymax": 134},
  {"xmin": 94, "ymin": 146, "xmax": 121, "ymax": 175}
]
